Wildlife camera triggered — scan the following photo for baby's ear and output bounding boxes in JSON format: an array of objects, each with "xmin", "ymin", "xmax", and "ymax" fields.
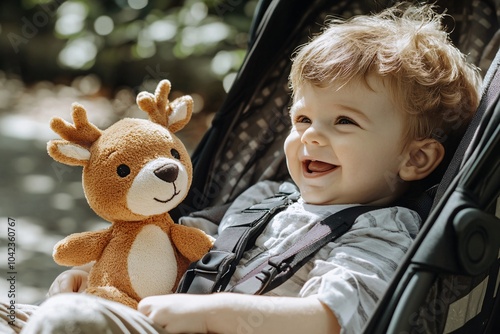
[{"xmin": 399, "ymin": 139, "xmax": 445, "ymax": 181}]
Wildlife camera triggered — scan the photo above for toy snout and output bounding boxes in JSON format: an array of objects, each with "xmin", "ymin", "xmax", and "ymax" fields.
[
  {"xmin": 126, "ymin": 157, "xmax": 190, "ymax": 217},
  {"xmin": 154, "ymin": 164, "xmax": 179, "ymax": 183}
]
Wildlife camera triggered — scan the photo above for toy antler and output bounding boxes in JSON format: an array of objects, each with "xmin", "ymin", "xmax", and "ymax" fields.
[
  {"xmin": 136, "ymin": 79, "xmax": 171, "ymax": 126},
  {"xmin": 136, "ymin": 79, "xmax": 193, "ymax": 133},
  {"xmin": 48, "ymin": 103, "xmax": 102, "ymax": 166},
  {"xmin": 50, "ymin": 103, "xmax": 102, "ymax": 148}
]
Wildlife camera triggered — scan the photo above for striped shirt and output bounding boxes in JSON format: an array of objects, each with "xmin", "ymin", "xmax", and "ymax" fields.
[{"xmin": 181, "ymin": 181, "xmax": 420, "ymax": 334}]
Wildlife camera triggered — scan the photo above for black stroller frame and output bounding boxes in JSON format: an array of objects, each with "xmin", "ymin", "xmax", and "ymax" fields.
[{"xmin": 172, "ymin": 1, "xmax": 500, "ymax": 333}]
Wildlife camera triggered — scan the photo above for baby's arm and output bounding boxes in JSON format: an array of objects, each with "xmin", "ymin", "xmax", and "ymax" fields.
[
  {"xmin": 47, "ymin": 262, "xmax": 94, "ymax": 296},
  {"xmin": 138, "ymin": 293, "xmax": 340, "ymax": 334}
]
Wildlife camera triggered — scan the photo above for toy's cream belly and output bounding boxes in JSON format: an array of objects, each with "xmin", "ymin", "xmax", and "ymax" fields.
[{"xmin": 128, "ymin": 225, "xmax": 177, "ymax": 298}]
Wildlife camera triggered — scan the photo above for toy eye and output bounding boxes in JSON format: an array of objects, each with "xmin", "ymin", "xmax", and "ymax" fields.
[
  {"xmin": 171, "ymin": 149, "xmax": 180, "ymax": 159},
  {"xmin": 117, "ymin": 164, "xmax": 130, "ymax": 177}
]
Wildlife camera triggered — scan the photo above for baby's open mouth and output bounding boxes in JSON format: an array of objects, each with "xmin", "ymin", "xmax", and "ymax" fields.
[{"xmin": 305, "ymin": 160, "xmax": 338, "ymax": 173}]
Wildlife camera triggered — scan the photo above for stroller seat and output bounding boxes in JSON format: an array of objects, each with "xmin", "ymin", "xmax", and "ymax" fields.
[{"xmin": 173, "ymin": 1, "xmax": 500, "ymax": 333}]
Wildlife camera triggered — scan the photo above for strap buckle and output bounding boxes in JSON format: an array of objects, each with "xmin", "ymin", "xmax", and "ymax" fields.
[
  {"xmin": 255, "ymin": 259, "xmax": 292, "ymax": 294},
  {"xmin": 231, "ymin": 258, "xmax": 291, "ymax": 295},
  {"xmin": 196, "ymin": 250, "xmax": 236, "ymax": 275},
  {"xmin": 177, "ymin": 251, "xmax": 236, "ymax": 293}
]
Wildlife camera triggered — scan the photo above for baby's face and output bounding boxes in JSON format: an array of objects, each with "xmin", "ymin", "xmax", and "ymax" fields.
[{"xmin": 285, "ymin": 77, "xmax": 410, "ymax": 205}]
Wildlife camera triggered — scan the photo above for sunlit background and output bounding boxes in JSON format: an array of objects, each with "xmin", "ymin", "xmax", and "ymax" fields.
[{"xmin": 0, "ymin": 0, "xmax": 257, "ymax": 304}]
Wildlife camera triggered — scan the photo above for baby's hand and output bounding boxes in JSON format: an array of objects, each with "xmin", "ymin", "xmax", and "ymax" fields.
[
  {"xmin": 138, "ymin": 294, "xmax": 213, "ymax": 333},
  {"xmin": 47, "ymin": 269, "xmax": 89, "ymax": 296}
]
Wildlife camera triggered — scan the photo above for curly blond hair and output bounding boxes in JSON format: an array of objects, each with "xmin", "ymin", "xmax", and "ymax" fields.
[{"xmin": 290, "ymin": 3, "xmax": 482, "ymax": 147}]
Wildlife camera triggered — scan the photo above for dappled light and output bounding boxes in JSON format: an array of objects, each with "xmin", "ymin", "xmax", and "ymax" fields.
[
  {"xmin": 94, "ymin": 15, "xmax": 114, "ymax": 36},
  {"xmin": 37, "ymin": 0, "xmax": 255, "ymax": 71},
  {"xmin": 0, "ymin": 0, "xmax": 258, "ymax": 304},
  {"xmin": 58, "ymin": 36, "xmax": 98, "ymax": 69},
  {"xmin": 128, "ymin": 0, "xmax": 149, "ymax": 10},
  {"xmin": 55, "ymin": 1, "xmax": 88, "ymax": 37}
]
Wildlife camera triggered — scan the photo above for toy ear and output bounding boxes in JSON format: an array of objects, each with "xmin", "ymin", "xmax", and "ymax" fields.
[
  {"xmin": 168, "ymin": 96, "xmax": 193, "ymax": 133},
  {"xmin": 47, "ymin": 140, "xmax": 90, "ymax": 166}
]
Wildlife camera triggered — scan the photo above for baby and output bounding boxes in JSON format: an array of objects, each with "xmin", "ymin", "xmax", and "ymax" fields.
[{"xmin": 13, "ymin": 3, "xmax": 482, "ymax": 334}]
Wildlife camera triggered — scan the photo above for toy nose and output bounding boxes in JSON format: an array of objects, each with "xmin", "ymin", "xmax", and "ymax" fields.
[{"xmin": 154, "ymin": 164, "xmax": 179, "ymax": 183}]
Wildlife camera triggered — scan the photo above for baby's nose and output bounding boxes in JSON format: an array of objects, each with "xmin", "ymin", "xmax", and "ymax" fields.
[
  {"xmin": 302, "ymin": 126, "xmax": 326, "ymax": 145},
  {"xmin": 154, "ymin": 163, "xmax": 179, "ymax": 183}
]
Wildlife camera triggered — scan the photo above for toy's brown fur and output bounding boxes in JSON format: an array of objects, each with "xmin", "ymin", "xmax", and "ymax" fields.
[{"xmin": 47, "ymin": 80, "xmax": 213, "ymax": 308}]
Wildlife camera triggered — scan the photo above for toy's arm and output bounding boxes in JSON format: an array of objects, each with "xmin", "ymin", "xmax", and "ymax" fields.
[
  {"xmin": 53, "ymin": 229, "xmax": 113, "ymax": 266},
  {"xmin": 170, "ymin": 225, "xmax": 214, "ymax": 262}
]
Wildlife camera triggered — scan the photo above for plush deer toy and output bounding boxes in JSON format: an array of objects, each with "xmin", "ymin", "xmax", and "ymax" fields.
[{"xmin": 47, "ymin": 80, "xmax": 213, "ymax": 308}]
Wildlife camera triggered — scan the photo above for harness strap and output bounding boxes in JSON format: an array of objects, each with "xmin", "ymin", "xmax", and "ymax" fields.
[
  {"xmin": 176, "ymin": 189, "xmax": 301, "ymax": 294},
  {"xmin": 230, "ymin": 205, "xmax": 380, "ymax": 294}
]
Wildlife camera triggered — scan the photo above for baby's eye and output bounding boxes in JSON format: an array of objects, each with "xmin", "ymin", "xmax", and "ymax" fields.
[
  {"xmin": 335, "ymin": 116, "xmax": 357, "ymax": 126},
  {"xmin": 295, "ymin": 115, "xmax": 311, "ymax": 124}
]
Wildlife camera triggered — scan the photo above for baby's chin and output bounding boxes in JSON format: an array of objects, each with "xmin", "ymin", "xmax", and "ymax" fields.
[
  {"xmin": 298, "ymin": 184, "xmax": 406, "ymax": 206},
  {"xmin": 305, "ymin": 196, "xmax": 400, "ymax": 207},
  {"xmin": 300, "ymin": 193, "xmax": 380, "ymax": 206},
  {"xmin": 300, "ymin": 195, "xmax": 346, "ymax": 206}
]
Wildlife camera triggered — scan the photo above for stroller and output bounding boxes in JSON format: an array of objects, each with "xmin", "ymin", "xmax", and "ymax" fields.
[{"xmin": 172, "ymin": 0, "xmax": 500, "ymax": 333}]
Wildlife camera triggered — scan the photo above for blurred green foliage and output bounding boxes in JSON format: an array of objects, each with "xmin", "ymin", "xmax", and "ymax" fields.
[
  {"xmin": 0, "ymin": 0, "xmax": 257, "ymax": 109},
  {"xmin": 0, "ymin": 1, "xmax": 258, "ymax": 303}
]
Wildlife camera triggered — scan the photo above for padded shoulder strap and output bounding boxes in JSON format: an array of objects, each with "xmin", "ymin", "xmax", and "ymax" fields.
[
  {"xmin": 177, "ymin": 188, "xmax": 300, "ymax": 294},
  {"xmin": 178, "ymin": 195, "xmax": 379, "ymax": 295},
  {"xmin": 230, "ymin": 205, "xmax": 380, "ymax": 295}
]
